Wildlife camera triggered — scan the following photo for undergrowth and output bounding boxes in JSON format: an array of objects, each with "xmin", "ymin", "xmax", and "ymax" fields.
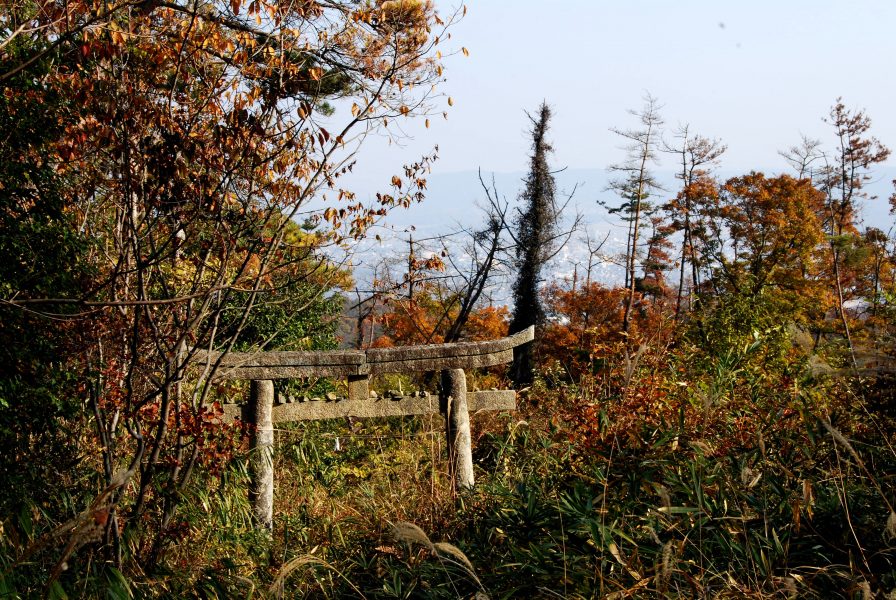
[{"xmin": 2, "ymin": 348, "xmax": 896, "ymax": 598}]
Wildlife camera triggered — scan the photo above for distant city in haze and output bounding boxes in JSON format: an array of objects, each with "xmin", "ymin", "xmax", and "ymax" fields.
[{"xmin": 347, "ymin": 165, "xmax": 896, "ymax": 300}]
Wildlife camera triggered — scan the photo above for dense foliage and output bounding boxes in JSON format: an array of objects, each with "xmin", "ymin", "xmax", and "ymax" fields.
[
  {"xmin": 0, "ymin": 0, "xmax": 455, "ymax": 595},
  {"xmin": 2, "ymin": 1, "xmax": 896, "ymax": 597}
]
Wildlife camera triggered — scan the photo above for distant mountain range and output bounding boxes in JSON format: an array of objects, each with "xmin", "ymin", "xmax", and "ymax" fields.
[{"xmin": 380, "ymin": 166, "xmax": 896, "ymax": 233}]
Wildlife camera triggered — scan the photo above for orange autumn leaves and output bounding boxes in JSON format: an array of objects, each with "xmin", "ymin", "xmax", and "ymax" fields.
[
  {"xmin": 373, "ymin": 286, "xmax": 509, "ymax": 347},
  {"xmin": 704, "ymin": 173, "xmax": 827, "ymax": 303}
]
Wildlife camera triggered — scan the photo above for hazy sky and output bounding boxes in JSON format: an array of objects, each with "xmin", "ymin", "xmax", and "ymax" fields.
[{"xmin": 357, "ymin": 0, "xmax": 896, "ymax": 180}]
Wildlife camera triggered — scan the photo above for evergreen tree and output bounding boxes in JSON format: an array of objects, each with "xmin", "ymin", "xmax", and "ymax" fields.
[{"xmin": 509, "ymin": 102, "xmax": 558, "ymax": 386}]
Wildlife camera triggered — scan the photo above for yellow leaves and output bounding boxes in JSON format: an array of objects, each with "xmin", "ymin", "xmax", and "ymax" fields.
[
  {"xmin": 106, "ymin": 21, "xmax": 130, "ymax": 46},
  {"xmin": 351, "ymin": 103, "xmax": 361, "ymax": 117},
  {"xmin": 352, "ymin": 8, "xmax": 372, "ymax": 23},
  {"xmin": 399, "ymin": 105, "xmax": 410, "ymax": 116},
  {"xmin": 237, "ymin": 31, "xmax": 257, "ymax": 49},
  {"xmin": 447, "ymin": 97, "xmax": 453, "ymax": 106},
  {"xmin": 380, "ymin": 0, "xmax": 427, "ymax": 25},
  {"xmin": 391, "ymin": 175, "xmax": 403, "ymax": 188},
  {"xmin": 424, "ymin": 118, "xmax": 429, "ymax": 129},
  {"xmin": 461, "ymin": 46, "xmax": 469, "ymax": 57},
  {"xmin": 308, "ymin": 67, "xmax": 323, "ymax": 81}
]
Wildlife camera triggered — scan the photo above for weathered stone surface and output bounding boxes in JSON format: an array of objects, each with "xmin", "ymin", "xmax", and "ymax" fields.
[
  {"xmin": 221, "ymin": 390, "xmax": 516, "ymax": 423},
  {"xmin": 196, "ymin": 349, "xmax": 365, "ymax": 368},
  {"xmin": 248, "ymin": 380, "xmax": 274, "ymax": 530},
  {"xmin": 467, "ymin": 390, "xmax": 517, "ymax": 412},
  {"xmin": 191, "ymin": 326, "xmax": 534, "ymax": 381},
  {"xmin": 348, "ymin": 375, "xmax": 369, "ymax": 402},
  {"xmin": 365, "ymin": 348, "xmax": 514, "ymax": 375},
  {"xmin": 443, "ymin": 369, "xmax": 473, "ymax": 490},
  {"xmin": 267, "ymin": 395, "xmax": 439, "ymax": 421},
  {"xmin": 366, "ymin": 326, "xmax": 533, "ymax": 366},
  {"xmin": 203, "ymin": 328, "xmax": 533, "ymax": 513},
  {"xmin": 211, "ymin": 364, "xmax": 360, "ymax": 380}
]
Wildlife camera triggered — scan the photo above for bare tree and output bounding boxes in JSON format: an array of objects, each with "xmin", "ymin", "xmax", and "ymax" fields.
[
  {"xmin": 662, "ymin": 125, "xmax": 726, "ymax": 317},
  {"xmin": 780, "ymin": 134, "xmax": 824, "ymax": 182},
  {"xmin": 606, "ymin": 94, "xmax": 664, "ymax": 332},
  {"xmin": 574, "ymin": 229, "xmax": 611, "ymax": 290},
  {"xmin": 0, "ymin": 0, "xmax": 457, "ymax": 570},
  {"xmin": 442, "ymin": 173, "xmax": 514, "ymax": 343}
]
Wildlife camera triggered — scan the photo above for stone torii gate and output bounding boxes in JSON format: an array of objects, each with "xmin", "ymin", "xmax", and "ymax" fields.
[{"xmin": 197, "ymin": 326, "xmax": 534, "ymax": 528}]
